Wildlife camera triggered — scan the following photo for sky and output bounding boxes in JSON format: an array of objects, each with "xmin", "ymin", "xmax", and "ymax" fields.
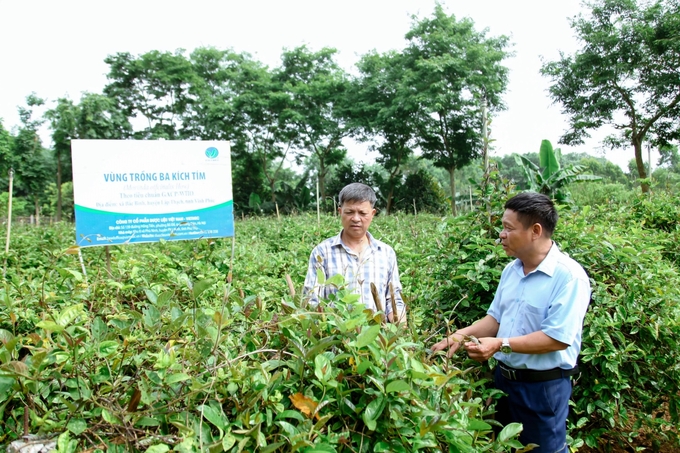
[{"xmin": 0, "ymin": 0, "xmax": 653, "ymax": 170}]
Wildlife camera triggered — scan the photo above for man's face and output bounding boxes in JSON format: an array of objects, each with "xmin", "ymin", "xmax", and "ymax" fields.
[
  {"xmin": 499, "ymin": 209, "xmax": 535, "ymax": 258},
  {"xmin": 339, "ymin": 200, "xmax": 375, "ymax": 241}
]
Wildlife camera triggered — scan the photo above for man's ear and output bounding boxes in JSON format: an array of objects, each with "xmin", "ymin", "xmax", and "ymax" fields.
[{"xmin": 532, "ymin": 222, "xmax": 543, "ymax": 239}]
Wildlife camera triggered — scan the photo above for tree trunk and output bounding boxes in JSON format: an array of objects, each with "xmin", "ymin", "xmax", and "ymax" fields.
[
  {"xmin": 269, "ymin": 178, "xmax": 277, "ymax": 204},
  {"xmin": 386, "ymin": 183, "xmax": 394, "ymax": 215},
  {"xmin": 448, "ymin": 167, "xmax": 457, "ymax": 216},
  {"xmin": 34, "ymin": 197, "xmax": 40, "ymax": 226},
  {"xmin": 56, "ymin": 150, "xmax": 62, "ymax": 222},
  {"xmin": 633, "ymin": 137, "xmax": 649, "ymax": 193},
  {"xmin": 319, "ymin": 160, "xmax": 327, "ymax": 208}
]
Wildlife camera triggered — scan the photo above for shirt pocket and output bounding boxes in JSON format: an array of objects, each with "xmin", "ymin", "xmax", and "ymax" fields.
[{"xmin": 518, "ymin": 303, "xmax": 547, "ymax": 335}]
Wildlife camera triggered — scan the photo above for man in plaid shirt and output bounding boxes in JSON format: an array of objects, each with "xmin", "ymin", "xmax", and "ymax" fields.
[{"xmin": 303, "ymin": 183, "xmax": 406, "ymax": 324}]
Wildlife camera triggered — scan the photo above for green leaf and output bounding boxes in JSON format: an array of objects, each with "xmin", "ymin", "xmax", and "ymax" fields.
[
  {"xmin": 135, "ymin": 417, "xmax": 161, "ymax": 427},
  {"xmin": 200, "ymin": 404, "xmax": 227, "ymax": 431},
  {"xmin": 314, "ymin": 354, "xmax": 332, "ymax": 382},
  {"xmin": 143, "ymin": 306, "xmax": 161, "ymax": 328},
  {"xmin": 325, "ymin": 273, "xmax": 345, "ymax": 287},
  {"xmin": 222, "ymin": 433, "xmax": 236, "ymax": 450},
  {"xmin": 97, "ymin": 340, "xmax": 119, "ymax": 357},
  {"xmin": 0, "ymin": 328, "xmax": 14, "ymax": 345},
  {"xmin": 385, "ymin": 380, "xmax": 410, "ymax": 394},
  {"xmin": 467, "ymin": 419, "xmax": 492, "ymax": 431},
  {"xmin": 56, "ymin": 303, "xmax": 85, "ymax": 326},
  {"xmin": 357, "ymin": 360, "xmax": 371, "ymax": 374},
  {"xmin": 362, "ymin": 395, "xmax": 386, "ymax": 431},
  {"xmin": 260, "ymin": 442, "xmax": 286, "ymax": 453},
  {"xmin": 36, "ymin": 321, "xmax": 64, "ymax": 333},
  {"xmin": 275, "ymin": 410, "xmax": 305, "ymax": 422},
  {"xmin": 57, "ymin": 267, "xmax": 83, "ymax": 282},
  {"xmin": 356, "ymin": 324, "xmax": 381, "ymax": 348},
  {"xmin": 57, "ymin": 431, "xmax": 78, "ymax": 453},
  {"xmin": 166, "ymin": 372, "xmax": 191, "ymax": 384},
  {"xmin": 144, "ymin": 445, "xmax": 170, "ymax": 453},
  {"xmin": 101, "ymin": 408, "xmax": 121, "ymax": 425},
  {"xmin": 539, "ymin": 139, "xmax": 560, "ymax": 179},
  {"xmin": 192, "ymin": 279, "xmax": 212, "ymax": 299},
  {"xmin": 145, "ymin": 288, "xmax": 158, "ymax": 304},
  {"xmin": 499, "ymin": 422, "xmax": 523, "ymax": 442},
  {"xmin": 66, "ymin": 418, "xmax": 87, "ymax": 435},
  {"xmin": 90, "ymin": 317, "xmax": 107, "ymax": 341}
]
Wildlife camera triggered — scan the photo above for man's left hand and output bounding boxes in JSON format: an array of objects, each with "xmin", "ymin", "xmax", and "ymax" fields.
[{"xmin": 463, "ymin": 337, "xmax": 502, "ymax": 362}]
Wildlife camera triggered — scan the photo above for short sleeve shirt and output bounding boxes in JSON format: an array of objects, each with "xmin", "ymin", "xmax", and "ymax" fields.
[
  {"xmin": 488, "ymin": 243, "xmax": 591, "ymax": 370},
  {"xmin": 303, "ymin": 231, "xmax": 405, "ymax": 315}
]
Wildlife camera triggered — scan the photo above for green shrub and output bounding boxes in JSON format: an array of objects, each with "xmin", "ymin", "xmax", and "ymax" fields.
[
  {"xmin": 432, "ymin": 187, "xmax": 680, "ymax": 449},
  {"xmin": 556, "ymin": 205, "xmax": 680, "ymax": 449},
  {"xmin": 630, "ymin": 191, "xmax": 680, "ymax": 233},
  {"xmin": 0, "ymin": 220, "xmax": 522, "ymax": 452},
  {"xmin": 570, "ymin": 182, "xmax": 631, "ymax": 207}
]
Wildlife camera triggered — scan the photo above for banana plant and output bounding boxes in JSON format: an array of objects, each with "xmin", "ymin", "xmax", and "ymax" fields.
[{"xmin": 515, "ymin": 139, "xmax": 601, "ymax": 203}]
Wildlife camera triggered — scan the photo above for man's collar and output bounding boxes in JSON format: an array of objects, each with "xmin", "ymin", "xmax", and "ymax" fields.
[
  {"xmin": 513, "ymin": 241, "xmax": 559, "ymax": 277},
  {"xmin": 332, "ymin": 230, "xmax": 379, "ymax": 250}
]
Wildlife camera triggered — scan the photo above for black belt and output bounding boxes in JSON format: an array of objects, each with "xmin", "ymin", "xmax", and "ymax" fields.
[{"xmin": 498, "ymin": 362, "xmax": 579, "ymax": 382}]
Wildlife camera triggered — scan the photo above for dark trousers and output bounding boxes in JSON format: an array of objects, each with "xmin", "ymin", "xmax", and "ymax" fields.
[{"xmin": 494, "ymin": 366, "xmax": 571, "ymax": 453}]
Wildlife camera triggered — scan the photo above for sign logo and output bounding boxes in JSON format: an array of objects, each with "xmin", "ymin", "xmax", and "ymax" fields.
[{"xmin": 205, "ymin": 147, "xmax": 219, "ymax": 159}]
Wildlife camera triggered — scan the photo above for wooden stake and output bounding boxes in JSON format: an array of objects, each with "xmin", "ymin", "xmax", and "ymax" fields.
[
  {"xmin": 105, "ymin": 245, "xmax": 112, "ymax": 276},
  {"xmin": 285, "ymin": 274, "xmax": 295, "ymax": 297},
  {"xmin": 370, "ymin": 282, "xmax": 385, "ymax": 324},
  {"xmin": 227, "ymin": 235, "xmax": 235, "ymax": 283},
  {"xmin": 5, "ymin": 169, "xmax": 13, "ymax": 255},
  {"xmin": 389, "ymin": 282, "xmax": 399, "ymax": 324},
  {"xmin": 316, "ymin": 176, "xmax": 320, "ymax": 228}
]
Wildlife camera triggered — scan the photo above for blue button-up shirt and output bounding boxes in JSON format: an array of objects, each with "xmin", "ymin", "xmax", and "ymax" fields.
[
  {"xmin": 303, "ymin": 230, "xmax": 405, "ymax": 315},
  {"xmin": 488, "ymin": 243, "xmax": 591, "ymax": 370}
]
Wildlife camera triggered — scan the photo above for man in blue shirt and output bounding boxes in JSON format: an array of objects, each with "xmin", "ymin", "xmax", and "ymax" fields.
[
  {"xmin": 303, "ymin": 183, "xmax": 406, "ymax": 324},
  {"xmin": 431, "ymin": 192, "xmax": 591, "ymax": 452}
]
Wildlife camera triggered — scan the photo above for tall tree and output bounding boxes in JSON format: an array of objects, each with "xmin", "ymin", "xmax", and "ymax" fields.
[
  {"xmin": 182, "ymin": 47, "xmax": 246, "ymax": 141},
  {"xmin": 13, "ymin": 94, "xmax": 53, "ymax": 222},
  {"xmin": 45, "ymin": 93, "xmax": 130, "ymax": 220},
  {"xmin": 403, "ymin": 5, "xmax": 511, "ymax": 214},
  {"xmin": 276, "ymin": 46, "xmax": 353, "ymax": 205},
  {"xmin": 541, "ymin": 0, "xmax": 680, "ymax": 193},
  {"xmin": 44, "ymin": 98, "xmax": 76, "ymax": 221},
  {"xmin": 232, "ymin": 56, "xmax": 296, "ymax": 208},
  {"xmin": 0, "ymin": 120, "xmax": 13, "ymax": 188},
  {"xmin": 352, "ymin": 51, "xmax": 419, "ymax": 214},
  {"xmin": 104, "ymin": 50, "xmax": 196, "ymax": 139}
]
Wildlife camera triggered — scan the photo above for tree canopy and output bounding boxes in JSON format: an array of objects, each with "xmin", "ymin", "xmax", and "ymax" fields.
[{"xmin": 541, "ymin": 0, "xmax": 680, "ymax": 192}]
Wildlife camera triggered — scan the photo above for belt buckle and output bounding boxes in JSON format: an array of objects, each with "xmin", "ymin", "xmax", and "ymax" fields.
[{"xmin": 500, "ymin": 365, "xmax": 517, "ymax": 381}]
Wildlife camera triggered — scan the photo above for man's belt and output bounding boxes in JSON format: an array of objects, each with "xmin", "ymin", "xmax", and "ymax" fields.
[{"xmin": 498, "ymin": 362, "xmax": 579, "ymax": 383}]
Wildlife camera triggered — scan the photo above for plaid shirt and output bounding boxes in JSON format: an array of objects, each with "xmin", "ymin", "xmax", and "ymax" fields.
[{"xmin": 303, "ymin": 230, "xmax": 405, "ymax": 315}]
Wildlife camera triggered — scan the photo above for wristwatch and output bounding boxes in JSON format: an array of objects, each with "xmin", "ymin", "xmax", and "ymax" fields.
[{"xmin": 500, "ymin": 338, "xmax": 512, "ymax": 354}]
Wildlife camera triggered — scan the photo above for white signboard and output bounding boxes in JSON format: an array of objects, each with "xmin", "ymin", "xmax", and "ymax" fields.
[{"xmin": 71, "ymin": 140, "xmax": 233, "ymax": 247}]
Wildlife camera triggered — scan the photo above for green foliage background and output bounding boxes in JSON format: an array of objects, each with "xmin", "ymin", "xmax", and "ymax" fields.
[{"xmin": 1, "ymin": 185, "xmax": 679, "ymax": 451}]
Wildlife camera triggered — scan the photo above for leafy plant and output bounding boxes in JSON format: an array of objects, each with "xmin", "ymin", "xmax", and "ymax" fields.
[{"xmin": 514, "ymin": 139, "xmax": 600, "ymax": 203}]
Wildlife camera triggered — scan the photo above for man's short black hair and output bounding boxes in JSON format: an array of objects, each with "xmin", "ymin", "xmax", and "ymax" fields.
[
  {"xmin": 505, "ymin": 192, "xmax": 558, "ymax": 237},
  {"xmin": 338, "ymin": 183, "xmax": 376, "ymax": 208}
]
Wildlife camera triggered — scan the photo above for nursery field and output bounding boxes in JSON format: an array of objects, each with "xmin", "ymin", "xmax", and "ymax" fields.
[{"xmin": 1, "ymin": 191, "xmax": 680, "ymax": 452}]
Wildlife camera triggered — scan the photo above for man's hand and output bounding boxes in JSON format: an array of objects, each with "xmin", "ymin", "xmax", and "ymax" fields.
[
  {"xmin": 431, "ymin": 334, "xmax": 465, "ymax": 358},
  {"xmin": 464, "ymin": 337, "xmax": 502, "ymax": 362},
  {"xmin": 388, "ymin": 309, "xmax": 408, "ymax": 326}
]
